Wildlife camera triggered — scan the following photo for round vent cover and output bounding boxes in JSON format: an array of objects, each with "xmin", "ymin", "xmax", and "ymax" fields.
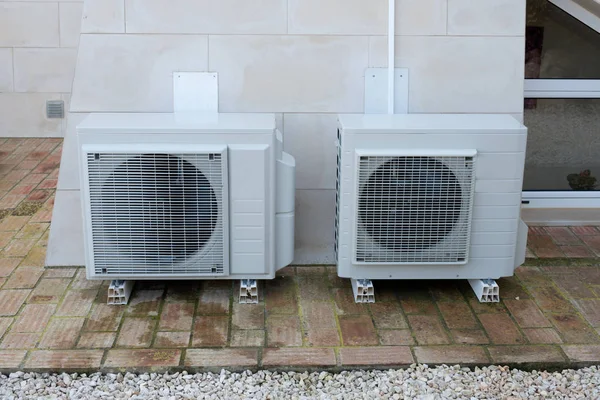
[
  {"xmin": 358, "ymin": 156, "xmax": 463, "ymax": 252},
  {"xmin": 102, "ymin": 154, "xmax": 218, "ymax": 265}
]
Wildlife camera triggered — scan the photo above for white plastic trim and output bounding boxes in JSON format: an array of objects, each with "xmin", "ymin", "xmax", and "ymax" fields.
[
  {"xmin": 239, "ymin": 279, "xmax": 258, "ymax": 304},
  {"xmin": 107, "ymin": 280, "xmax": 134, "ymax": 305},
  {"xmin": 351, "ymin": 279, "xmax": 375, "ymax": 303},
  {"xmin": 469, "ymin": 279, "xmax": 499, "ymax": 303},
  {"xmin": 388, "ymin": 0, "xmax": 395, "ymax": 115},
  {"xmin": 173, "ymin": 72, "xmax": 218, "ymax": 114},
  {"xmin": 549, "ymin": 0, "xmax": 600, "ymax": 35},
  {"xmin": 524, "ymin": 79, "xmax": 600, "ymax": 98}
]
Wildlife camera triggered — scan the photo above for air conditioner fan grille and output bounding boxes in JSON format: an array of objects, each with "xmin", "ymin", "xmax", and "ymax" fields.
[
  {"xmin": 87, "ymin": 153, "xmax": 224, "ymax": 275},
  {"xmin": 356, "ymin": 155, "xmax": 475, "ymax": 264}
]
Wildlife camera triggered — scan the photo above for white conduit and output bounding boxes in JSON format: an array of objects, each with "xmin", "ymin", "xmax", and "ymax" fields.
[{"xmin": 387, "ymin": 0, "xmax": 395, "ymax": 115}]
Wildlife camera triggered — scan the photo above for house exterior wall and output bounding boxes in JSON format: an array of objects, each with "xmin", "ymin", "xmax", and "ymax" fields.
[
  {"xmin": 2, "ymin": 0, "xmax": 526, "ymax": 265},
  {"xmin": 0, "ymin": 0, "xmax": 83, "ymax": 137}
]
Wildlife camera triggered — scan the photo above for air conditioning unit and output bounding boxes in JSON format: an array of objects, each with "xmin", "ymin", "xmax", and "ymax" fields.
[
  {"xmin": 77, "ymin": 113, "xmax": 295, "ymax": 303},
  {"xmin": 335, "ymin": 114, "xmax": 528, "ymax": 303}
]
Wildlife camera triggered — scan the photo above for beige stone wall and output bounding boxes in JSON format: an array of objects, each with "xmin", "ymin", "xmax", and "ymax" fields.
[
  {"xmin": 0, "ymin": 1, "xmax": 83, "ymax": 137},
  {"xmin": 37, "ymin": 0, "xmax": 527, "ymax": 265}
]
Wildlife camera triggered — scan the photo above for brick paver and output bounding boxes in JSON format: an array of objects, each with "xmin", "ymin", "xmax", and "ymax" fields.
[
  {"xmin": 104, "ymin": 349, "xmax": 181, "ymax": 368},
  {"xmin": 339, "ymin": 315, "xmax": 378, "ymax": 346},
  {"xmin": 262, "ymin": 348, "xmax": 336, "ymax": 367},
  {"xmin": 413, "ymin": 346, "xmax": 489, "ymax": 364},
  {"xmin": 0, "ymin": 258, "xmax": 20, "ymax": 277},
  {"xmin": 488, "ymin": 345, "xmax": 565, "ymax": 364},
  {"xmin": 185, "ymin": 349, "xmax": 257, "ymax": 368},
  {"xmin": 85, "ymin": 304, "xmax": 124, "ymax": 332},
  {"xmin": 232, "ymin": 303, "xmax": 265, "ymax": 330},
  {"xmin": 339, "ymin": 347, "xmax": 414, "ymax": 366},
  {"xmin": 4, "ymin": 266, "xmax": 43, "ymax": 289},
  {"xmin": 408, "ymin": 315, "xmax": 451, "ymax": 345},
  {"xmin": 77, "ymin": 332, "xmax": 116, "ymax": 349},
  {"xmin": 1, "ymin": 138, "xmax": 600, "ymax": 371},
  {"xmin": 230, "ymin": 330, "xmax": 265, "ymax": 347},
  {"xmin": 265, "ymin": 277, "xmax": 298, "ymax": 314},
  {"xmin": 549, "ymin": 314, "xmax": 600, "ymax": 344},
  {"xmin": 192, "ymin": 316, "xmax": 228, "ymax": 347},
  {"xmin": 0, "ymin": 290, "xmax": 30, "ymax": 316},
  {"xmin": 12, "ymin": 304, "xmax": 55, "ymax": 332},
  {"xmin": 503, "ymin": 299, "xmax": 551, "ymax": 328},
  {"xmin": 0, "ymin": 350, "xmax": 26, "ymax": 369},
  {"xmin": 197, "ymin": 290, "xmax": 230, "ymax": 315},
  {"xmin": 159, "ymin": 302, "xmax": 194, "ymax": 331},
  {"xmin": 523, "ymin": 328, "xmax": 563, "ymax": 344},
  {"xmin": 28, "ymin": 278, "xmax": 70, "ymax": 303},
  {"xmin": 370, "ymin": 302, "xmax": 408, "ymax": 329},
  {"xmin": 267, "ymin": 315, "xmax": 302, "ymax": 347},
  {"xmin": 116, "ymin": 318, "xmax": 156, "ymax": 348},
  {"xmin": 379, "ymin": 329, "xmax": 416, "ymax": 346},
  {"xmin": 126, "ymin": 290, "xmax": 163, "ymax": 316},
  {"xmin": 450, "ymin": 329, "xmax": 489, "ymax": 345},
  {"xmin": 301, "ymin": 301, "xmax": 340, "ymax": 346},
  {"xmin": 154, "ymin": 332, "xmax": 190, "ymax": 348},
  {"xmin": 39, "ymin": 318, "xmax": 85, "ymax": 349},
  {"xmin": 25, "ymin": 350, "xmax": 103, "ymax": 369}
]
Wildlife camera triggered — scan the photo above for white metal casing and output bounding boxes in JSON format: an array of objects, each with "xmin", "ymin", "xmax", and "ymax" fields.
[
  {"xmin": 336, "ymin": 114, "xmax": 529, "ymax": 280},
  {"xmin": 77, "ymin": 113, "xmax": 295, "ymax": 280}
]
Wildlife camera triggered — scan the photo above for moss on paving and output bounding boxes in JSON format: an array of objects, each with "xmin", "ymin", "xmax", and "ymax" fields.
[
  {"xmin": 11, "ymin": 201, "xmax": 43, "ymax": 216},
  {"xmin": 0, "ymin": 209, "xmax": 10, "ymax": 220}
]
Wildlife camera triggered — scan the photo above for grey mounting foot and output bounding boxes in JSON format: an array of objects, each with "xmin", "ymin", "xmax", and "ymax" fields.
[
  {"xmin": 239, "ymin": 279, "xmax": 258, "ymax": 304},
  {"xmin": 107, "ymin": 280, "xmax": 134, "ymax": 305},
  {"xmin": 351, "ymin": 279, "xmax": 375, "ymax": 303},
  {"xmin": 469, "ymin": 279, "xmax": 500, "ymax": 303}
]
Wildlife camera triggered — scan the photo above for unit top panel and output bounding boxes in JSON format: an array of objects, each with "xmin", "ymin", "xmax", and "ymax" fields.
[
  {"xmin": 338, "ymin": 114, "xmax": 525, "ymax": 134},
  {"xmin": 78, "ymin": 113, "xmax": 276, "ymax": 135}
]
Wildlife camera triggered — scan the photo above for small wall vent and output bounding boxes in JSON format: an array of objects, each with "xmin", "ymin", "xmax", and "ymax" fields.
[{"xmin": 46, "ymin": 100, "xmax": 64, "ymax": 119}]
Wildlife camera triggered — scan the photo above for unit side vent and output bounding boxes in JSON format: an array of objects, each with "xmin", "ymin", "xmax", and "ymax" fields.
[
  {"xmin": 334, "ymin": 129, "xmax": 342, "ymax": 262},
  {"xmin": 355, "ymin": 155, "xmax": 475, "ymax": 264},
  {"xmin": 87, "ymin": 153, "xmax": 225, "ymax": 276}
]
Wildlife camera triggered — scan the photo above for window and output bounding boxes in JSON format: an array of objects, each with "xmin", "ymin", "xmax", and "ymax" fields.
[{"xmin": 524, "ymin": 0, "xmax": 600, "ymax": 207}]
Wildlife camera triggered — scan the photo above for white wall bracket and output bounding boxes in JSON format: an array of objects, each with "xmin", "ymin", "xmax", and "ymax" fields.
[
  {"xmin": 364, "ymin": 68, "xmax": 409, "ymax": 114},
  {"xmin": 107, "ymin": 280, "xmax": 134, "ymax": 305},
  {"xmin": 173, "ymin": 72, "xmax": 218, "ymax": 115},
  {"xmin": 239, "ymin": 279, "xmax": 259, "ymax": 304},
  {"xmin": 469, "ymin": 279, "xmax": 500, "ymax": 303},
  {"xmin": 351, "ymin": 279, "xmax": 375, "ymax": 303}
]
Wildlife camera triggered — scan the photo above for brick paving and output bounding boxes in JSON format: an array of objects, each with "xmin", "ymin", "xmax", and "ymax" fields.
[{"xmin": 1, "ymin": 138, "xmax": 600, "ymax": 372}]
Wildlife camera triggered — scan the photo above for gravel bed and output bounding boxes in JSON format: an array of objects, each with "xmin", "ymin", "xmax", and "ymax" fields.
[{"xmin": 1, "ymin": 365, "xmax": 599, "ymax": 399}]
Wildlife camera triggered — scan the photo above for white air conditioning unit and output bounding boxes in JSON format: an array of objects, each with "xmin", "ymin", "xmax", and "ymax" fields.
[
  {"xmin": 77, "ymin": 113, "xmax": 295, "ymax": 293},
  {"xmin": 335, "ymin": 114, "xmax": 529, "ymax": 303}
]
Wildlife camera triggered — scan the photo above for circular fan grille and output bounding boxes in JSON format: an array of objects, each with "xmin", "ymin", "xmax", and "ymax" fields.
[
  {"xmin": 103, "ymin": 154, "xmax": 218, "ymax": 265},
  {"xmin": 358, "ymin": 157, "xmax": 463, "ymax": 252}
]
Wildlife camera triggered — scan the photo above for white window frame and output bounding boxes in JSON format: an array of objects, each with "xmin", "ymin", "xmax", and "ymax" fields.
[{"xmin": 522, "ymin": 79, "xmax": 600, "ymax": 209}]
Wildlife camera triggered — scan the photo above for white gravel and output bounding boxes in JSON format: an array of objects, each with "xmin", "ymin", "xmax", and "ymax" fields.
[{"xmin": 1, "ymin": 365, "xmax": 599, "ymax": 399}]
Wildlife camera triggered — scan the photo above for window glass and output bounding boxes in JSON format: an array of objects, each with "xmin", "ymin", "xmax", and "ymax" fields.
[
  {"xmin": 523, "ymin": 98, "xmax": 600, "ymax": 191},
  {"xmin": 526, "ymin": 0, "xmax": 600, "ymax": 79}
]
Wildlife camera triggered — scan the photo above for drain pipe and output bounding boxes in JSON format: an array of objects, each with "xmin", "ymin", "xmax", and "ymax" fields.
[{"xmin": 387, "ymin": 0, "xmax": 395, "ymax": 115}]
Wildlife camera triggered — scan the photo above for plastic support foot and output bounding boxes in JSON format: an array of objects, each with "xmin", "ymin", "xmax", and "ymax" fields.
[
  {"xmin": 351, "ymin": 279, "xmax": 375, "ymax": 303},
  {"xmin": 239, "ymin": 279, "xmax": 258, "ymax": 304},
  {"xmin": 469, "ymin": 279, "xmax": 500, "ymax": 303},
  {"xmin": 107, "ymin": 280, "xmax": 134, "ymax": 305}
]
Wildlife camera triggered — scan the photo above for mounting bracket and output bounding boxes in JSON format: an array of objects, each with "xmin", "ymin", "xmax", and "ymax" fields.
[
  {"xmin": 351, "ymin": 279, "xmax": 375, "ymax": 303},
  {"xmin": 469, "ymin": 279, "xmax": 500, "ymax": 303},
  {"xmin": 364, "ymin": 68, "xmax": 409, "ymax": 114},
  {"xmin": 239, "ymin": 279, "xmax": 259, "ymax": 304},
  {"xmin": 173, "ymin": 72, "xmax": 218, "ymax": 116},
  {"xmin": 107, "ymin": 280, "xmax": 134, "ymax": 305}
]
